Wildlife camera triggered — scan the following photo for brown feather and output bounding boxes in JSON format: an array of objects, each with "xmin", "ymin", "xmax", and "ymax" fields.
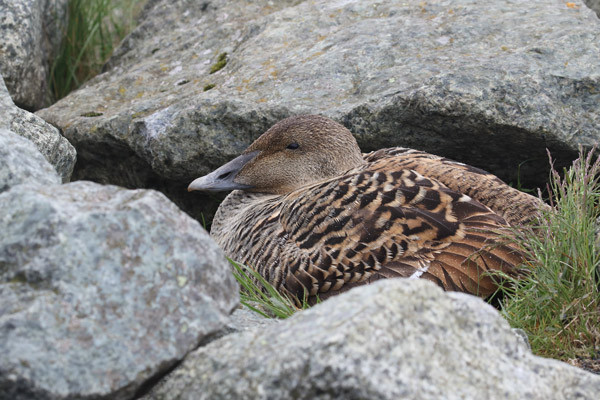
[{"xmin": 364, "ymin": 148, "xmax": 549, "ymax": 226}]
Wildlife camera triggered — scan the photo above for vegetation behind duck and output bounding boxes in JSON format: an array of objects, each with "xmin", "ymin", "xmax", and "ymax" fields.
[{"xmin": 188, "ymin": 115, "xmax": 546, "ymax": 303}]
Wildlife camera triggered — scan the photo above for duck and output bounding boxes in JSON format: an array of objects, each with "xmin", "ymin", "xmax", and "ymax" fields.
[{"xmin": 188, "ymin": 115, "xmax": 546, "ymax": 303}]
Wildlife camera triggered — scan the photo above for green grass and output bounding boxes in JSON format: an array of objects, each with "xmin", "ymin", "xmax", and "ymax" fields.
[
  {"xmin": 498, "ymin": 149, "xmax": 600, "ymax": 363},
  {"xmin": 50, "ymin": 0, "xmax": 146, "ymax": 100},
  {"xmin": 510, "ymin": 159, "xmax": 537, "ymax": 194},
  {"xmin": 230, "ymin": 259, "xmax": 311, "ymax": 319}
]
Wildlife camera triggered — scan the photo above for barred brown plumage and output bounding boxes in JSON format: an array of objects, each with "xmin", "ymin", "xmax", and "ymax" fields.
[{"xmin": 188, "ymin": 115, "xmax": 546, "ymax": 303}]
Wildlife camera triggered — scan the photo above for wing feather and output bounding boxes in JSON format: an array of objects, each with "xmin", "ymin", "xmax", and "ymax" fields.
[
  {"xmin": 275, "ymin": 158, "xmax": 524, "ymax": 301},
  {"xmin": 364, "ymin": 148, "xmax": 549, "ymax": 226}
]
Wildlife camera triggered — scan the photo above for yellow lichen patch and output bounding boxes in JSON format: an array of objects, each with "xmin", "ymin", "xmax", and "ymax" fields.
[
  {"xmin": 565, "ymin": 2, "xmax": 580, "ymax": 9},
  {"xmin": 328, "ymin": 8, "xmax": 341, "ymax": 18},
  {"xmin": 118, "ymin": 86, "xmax": 126, "ymax": 96},
  {"xmin": 80, "ymin": 111, "xmax": 103, "ymax": 117},
  {"xmin": 131, "ymin": 111, "xmax": 147, "ymax": 119},
  {"xmin": 317, "ymin": 35, "xmax": 327, "ymax": 41},
  {"xmin": 177, "ymin": 275, "xmax": 188, "ymax": 287},
  {"xmin": 305, "ymin": 51, "xmax": 325, "ymax": 62},
  {"xmin": 209, "ymin": 52, "xmax": 228, "ymax": 74},
  {"xmin": 257, "ymin": 98, "xmax": 268, "ymax": 103},
  {"xmin": 261, "ymin": 58, "xmax": 274, "ymax": 68}
]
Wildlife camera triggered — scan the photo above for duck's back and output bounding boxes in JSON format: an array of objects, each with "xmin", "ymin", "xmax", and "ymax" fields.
[
  {"xmin": 212, "ymin": 148, "xmax": 525, "ymax": 302},
  {"xmin": 365, "ymin": 148, "xmax": 548, "ymax": 226}
]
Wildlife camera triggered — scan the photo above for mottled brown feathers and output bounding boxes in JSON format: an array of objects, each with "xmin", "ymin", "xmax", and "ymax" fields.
[
  {"xmin": 192, "ymin": 115, "xmax": 545, "ymax": 303},
  {"xmin": 364, "ymin": 148, "xmax": 550, "ymax": 226}
]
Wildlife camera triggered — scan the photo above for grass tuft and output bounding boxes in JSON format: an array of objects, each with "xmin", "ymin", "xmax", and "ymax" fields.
[
  {"xmin": 230, "ymin": 259, "xmax": 310, "ymax": 319},
  {"xmin": 498, "ymin": 148, "xmax": 600, "ymax": 364},
  {"xmin": 50, "ymin": 0, "xmax": 146, "ymax": 100}
]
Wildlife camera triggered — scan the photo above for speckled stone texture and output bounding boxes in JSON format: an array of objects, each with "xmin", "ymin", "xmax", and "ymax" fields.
[
  {"xmin": 0, "ymin": 182, "xmax": 239, "ymax": 400},
  {"xmin": 0, "ymin": 0, "xmax": 67, "ymax": 110},
  {"xmin": 142, "ymin": 305, "xmax": 276, "ymax": 398},
  {"xmin": 0, "ymin": 128, "xmax": 60, "ymax": 193},
  {"xmin": 36, "ymin": 0, "xmax": 600, "ymax": 220},
  {"xmin": 143, "ymin": 279, "xmax": 600, "ymax": 400},
  {"xmin": 0, "ymin": 74, "xmax": 76, "ymax": 182}
]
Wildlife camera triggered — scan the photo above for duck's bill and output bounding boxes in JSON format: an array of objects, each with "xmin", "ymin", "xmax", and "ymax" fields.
[{"xmin": 188, "ymin": 151, "xmax": 258, "ymax": 192}]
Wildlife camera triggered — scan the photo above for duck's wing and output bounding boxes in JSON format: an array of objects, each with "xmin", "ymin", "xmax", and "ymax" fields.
[
  {"xmin": 364, "ymin": 148, "xmax": 548, "ymax": 226},
  {"xmin": 277, "ymin": 163, "xmax": 524, "ymax": 300}
]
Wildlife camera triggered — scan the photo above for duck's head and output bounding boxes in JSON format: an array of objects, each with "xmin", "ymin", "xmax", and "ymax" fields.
[{"xmin": 188, "ymin": 115, "xmax": 366, "ymax": 195}]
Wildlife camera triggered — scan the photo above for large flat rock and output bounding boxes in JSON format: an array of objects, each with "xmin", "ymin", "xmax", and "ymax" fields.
[
  {"xmin": 144, "ymin": 279, "xmax": 600, "ymax": 400},
  {"xmin": 0, "ymin": 182, "xmax": 239, "ymax": 400},
  {"xmin": 37, "ymin": 0, "xmax": 600, "ymax": 219}
]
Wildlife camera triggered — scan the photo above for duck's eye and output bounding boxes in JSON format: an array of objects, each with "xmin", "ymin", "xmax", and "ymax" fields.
[{"xmin": 286, "ymin": 142, "xmax": 300, "ymax": 150}]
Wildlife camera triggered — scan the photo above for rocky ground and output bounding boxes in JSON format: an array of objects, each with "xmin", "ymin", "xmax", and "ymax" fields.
[
  {"xmin": 1, "ymin": 0, "xmax": 599, "ymax": 399},
  {"xmin": 35, "ymin": 0, "xmax": 600, "ymax": 221}
]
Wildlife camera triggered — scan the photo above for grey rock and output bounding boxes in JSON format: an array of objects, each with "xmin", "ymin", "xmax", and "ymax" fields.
[
  {"xmin": 584, "ymin": 0, "xmax": 600, "ymax": 18},
  {"xmin": 0, "ymin": 0, "xmax": 68, "ymax": 110},
  {"xmin": 144, "ymin": 279, "xmax": 600, "ymax": 400},
  {"xmin": 36, "ymin": 0, "xmax": 600, "ymax": 220},
  {"xmin": 0, "ymin": 128, "xmax": 60, "ymax": 192},
  {"xmin": 0, "ymin": 181, "xmax": 239, "ymax": 400},
  {"xmin": 512, "ymin": 328, "xmax": 532, "ymax": 351},
  {"xmin": 143, "ymin": 305, "xmax": 276, "ymax": 399},
  {"xmin": 225, "ymin": 305, "xmax": 277, "ymax": 333},
  {"xmin": 1, "ymin": 74, "xmax": 76, "ymax": 182}
]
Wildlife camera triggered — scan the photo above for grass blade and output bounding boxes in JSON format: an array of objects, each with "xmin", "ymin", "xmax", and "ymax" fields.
[{"xmin": 497, "ymin": 147, "xmax": 600, "ymax": 366}]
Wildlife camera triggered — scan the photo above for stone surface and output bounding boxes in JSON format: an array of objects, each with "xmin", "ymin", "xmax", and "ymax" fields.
[
  {"xmin": 0, "ymin": 181, "xmax": 239, "ymax": 400},
  {"xmin": 0, "ymin": 0, "xmax": 68, "ymax": 110},
  {"xmin": 224, "ymin": 305, "xmax": 277, "ymax": 333},
  {"xmin": 585, "ymin": 0, "xmax": 600, "ymax": 18},
  {"xmin": 143, "ymin": 279, "xmax": 600, "ymax": 400},
  {"xmin": 36, "ymin": 0, "xmax": 599, "ymax": 220},
  {"xmin": 1, "ymin": 74, "xmax": 76, "ymax": 182},
  {"xmin": 0, "ymin": 128, "xmax": 60, "ymax": 193}
]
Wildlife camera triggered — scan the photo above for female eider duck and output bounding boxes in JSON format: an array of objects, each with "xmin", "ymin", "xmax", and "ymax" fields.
[{"xmin": 189, "ymin": 115, "xmax": 545, "ymax": 302}]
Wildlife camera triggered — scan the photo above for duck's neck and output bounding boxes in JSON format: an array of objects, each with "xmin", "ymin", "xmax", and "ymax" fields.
[{"xmin": 210, "ymin": 190, "xmax": 279, "ymax": 242}]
